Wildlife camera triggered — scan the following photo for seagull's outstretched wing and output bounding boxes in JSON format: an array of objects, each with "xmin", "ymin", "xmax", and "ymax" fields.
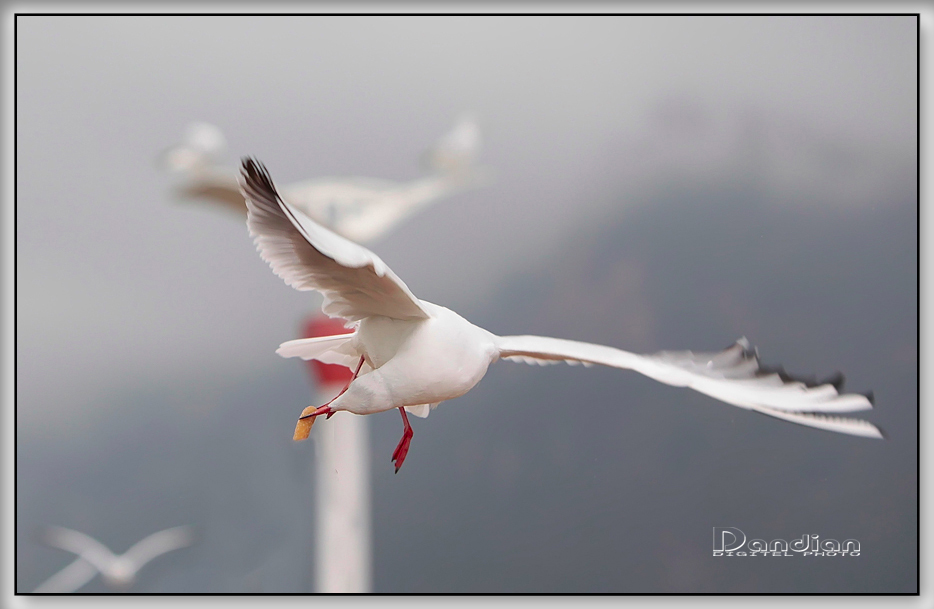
[
  {"xmin": 495, "ymin": 335, "xmax": 881, "ymax": 438},
  {"xmin": 41, "ymin": 526, "xmax": 116, "ymax": 573},
  {"xmin": 241, "ymin": 158, "xmax": 431, "ymax": 322},
  {"xmin": 122, "ymin": 526, "xmax": 194, "ymax": 572}
]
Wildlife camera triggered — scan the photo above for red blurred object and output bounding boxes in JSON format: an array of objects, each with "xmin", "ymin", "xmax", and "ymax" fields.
[{"xmin": 302, "ymin": 315, "xmax": 355, "ymax": 385}]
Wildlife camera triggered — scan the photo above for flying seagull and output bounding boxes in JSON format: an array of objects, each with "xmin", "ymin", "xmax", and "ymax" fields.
[
  {"xmin": 34, "ymin": 525, "xmax": 194, "ymax": 592},
  {"xmin": 240, "ymin": 159, "xmax": 882, "ymax": 473},
  {"xmin": 160, "ymin": 116, "xmax": 486, "ymax": 243}
]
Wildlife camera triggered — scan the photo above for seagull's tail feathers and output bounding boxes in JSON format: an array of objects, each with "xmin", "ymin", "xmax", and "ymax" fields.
[
  {"xmin": 404, "ymin": 403, "xmax": 441, "ymax": 418},
  {"xmin": 495, "ymin": 335, "xmax": 882, "ymax": 439},
  {"xmin": 277, "ymin": 332, "xmax": 361, "ymax": 370}
]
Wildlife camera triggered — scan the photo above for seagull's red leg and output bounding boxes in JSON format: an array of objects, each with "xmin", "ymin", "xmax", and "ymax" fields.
[
  {"xmin": 391, "ymin": 407, "xmax": 415, "ymax": 473},
  {"xmin": 299, "ymin": 355, "xmax": 365, "ymax": 420},
  {"xmin": 325, "ymin": 356, "xmax": 365, "ymax": 419},
  {"xmin": 294, "ymin": 356, "xmax": 366, "ymax": 440}
]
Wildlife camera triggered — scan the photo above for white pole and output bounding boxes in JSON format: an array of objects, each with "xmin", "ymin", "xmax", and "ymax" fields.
[
  {"xmin": 313, "ymin": 407, "xmax": 372, "ymax": 592},
  {"xmin": 303, "ymin": 316, "xmax": 372, "ymax": 593}
]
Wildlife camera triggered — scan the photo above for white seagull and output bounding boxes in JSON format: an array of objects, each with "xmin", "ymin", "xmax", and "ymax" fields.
[
  {"xmin": 34, "ymin": 525, "xmax": 194, "ymax": 592},
  {"xmin": 240, "ymin": 159, "xmax": 882, "ymax": 473},
  {"xmin": 161, "ymin": 116, "xmax": 486, "ymax": 243}
]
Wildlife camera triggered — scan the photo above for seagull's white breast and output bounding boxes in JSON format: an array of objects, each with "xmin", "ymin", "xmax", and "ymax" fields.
[{"xmin": 349, "ymin": 301, "xmax": 498, "ymax": 411}]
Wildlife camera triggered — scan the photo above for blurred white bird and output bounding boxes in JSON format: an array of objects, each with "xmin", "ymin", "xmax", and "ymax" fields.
[
  {"xmin": 34, "ymin": 525, "xmax": 194, "ymax": 592},
  {"xmin": 160, "ymin": 115, "xmax": 486, "ymax": 243},
  {"xmin": 240, "ymin": 159, "xmax": 882, "ymax": 473}
]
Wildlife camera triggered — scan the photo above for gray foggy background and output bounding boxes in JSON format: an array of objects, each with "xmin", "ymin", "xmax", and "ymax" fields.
[{"xmin": 16, "ymin": 16, "xmax": 916, "ymax": 593}]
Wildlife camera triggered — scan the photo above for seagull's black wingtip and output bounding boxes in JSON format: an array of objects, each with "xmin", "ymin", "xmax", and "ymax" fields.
[
  {"xmin": 820, "ymin": 371, "xmax": 845, "ymax": 392},
  {"xmin": 239, "ymin": 157, "xmax": 278, "ymax": 197},
  {"xmin": 240, "ymin": 156, "xmax": 265, "ymax": 179}
]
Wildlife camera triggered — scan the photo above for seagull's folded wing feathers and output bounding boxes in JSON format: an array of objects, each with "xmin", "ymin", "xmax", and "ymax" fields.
[
  {"xmin": 496, "ymin": 335, "xmax": 881, "ymax": 438},
  {"xmin": 241, "ymin": 158, "xmax": 430, "ymax": 322}
]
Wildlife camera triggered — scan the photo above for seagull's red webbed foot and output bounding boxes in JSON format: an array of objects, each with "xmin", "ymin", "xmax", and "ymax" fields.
[
  {"xmin": 391, "ymin": 407, "xmax": 414, "ymax": 473},
  {"xmin": 293, "ymin": 356, "xmax": 365, "ymax": 441}
]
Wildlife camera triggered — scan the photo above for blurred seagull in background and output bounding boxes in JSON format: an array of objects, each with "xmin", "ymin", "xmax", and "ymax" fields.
[
  {"xmin": 239, "ymin": 159, "xmax": 882, "ymax": 474},
  {"xmin": 34, "ymin": 525, "xmax": 194, "ymax": 592},
  {"xmin": 160, "ymin": 115, "xmax": 486, "ymax": 243}
]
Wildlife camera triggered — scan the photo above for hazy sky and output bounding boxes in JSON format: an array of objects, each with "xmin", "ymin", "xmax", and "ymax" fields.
[
  {"xmin": 15, "ymin": 15, "xmax": 915, "ymax": 437},
  {"xmin": 15, "ymin": 15, "xmax": 917, "ymax": 594}
]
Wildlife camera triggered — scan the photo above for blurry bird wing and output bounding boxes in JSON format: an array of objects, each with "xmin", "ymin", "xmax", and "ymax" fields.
[
  {"xmin": 327, "ymin": 177, "xmax": 456, "ymax": 243},
  {"xmin": 33, "ymin": 558, "xmax": 100, "ymax": 593},
  {"xmin": 42, "ymin": 527, "xmax": 116, "ymax": 572},
  {"xmin": 123, "ymin": 526, "xmax": 195, "ymax": 571},
  {"xmin": 177, "ymin": 176, "xmax": 246, "ymax": 214}
]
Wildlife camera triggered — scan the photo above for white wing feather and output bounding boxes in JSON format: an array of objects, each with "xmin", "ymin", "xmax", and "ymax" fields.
[
  {"xmin": 496, "ymin": 335, "xmax": 881, "ymax": 438},
  {"xmin": 240, "ymin": 159, "xmax": 430, "ymax": 322}
]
